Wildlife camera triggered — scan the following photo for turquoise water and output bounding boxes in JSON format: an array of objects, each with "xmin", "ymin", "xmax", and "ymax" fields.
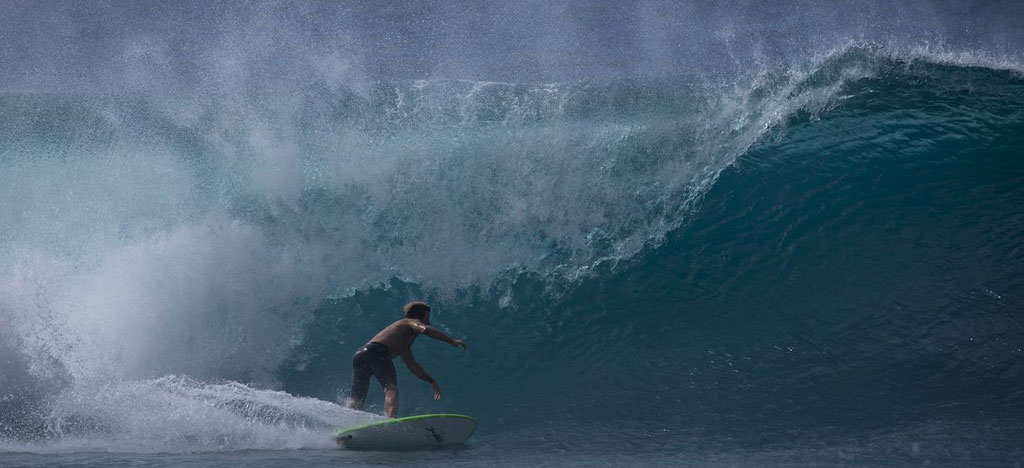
[
  {"xmin": 286, "ymin": 53, "xmax": 1024, "ymax": 432},
  {"xmin": 2, "ymin": 2, "xmax": 1024, "ymax": 467}
]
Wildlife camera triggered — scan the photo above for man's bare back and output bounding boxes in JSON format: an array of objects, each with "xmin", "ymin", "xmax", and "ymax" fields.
[{"xmin": 369, "ymin": 318, "xmax": 426, "ymax": 358}]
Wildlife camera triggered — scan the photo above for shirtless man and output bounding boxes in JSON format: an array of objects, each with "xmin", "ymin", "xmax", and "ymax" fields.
[{"xmin": 346, "ymin": 301, "xmax": 467, "ymax": 418}]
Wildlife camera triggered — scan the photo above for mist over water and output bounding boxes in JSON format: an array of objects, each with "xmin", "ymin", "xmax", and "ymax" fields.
[{"xmin": 0, "ymin": 1, "xmax": 1022, "ymax": 462}]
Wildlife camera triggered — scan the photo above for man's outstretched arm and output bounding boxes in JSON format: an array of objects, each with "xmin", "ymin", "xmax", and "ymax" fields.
[
  {"xmin": 400, "ymin": 351, "xmax": 443, "ymax": 401},
  {"xmin": 410, "ymin": 322, "xmax": 468, "ymax": 348}
]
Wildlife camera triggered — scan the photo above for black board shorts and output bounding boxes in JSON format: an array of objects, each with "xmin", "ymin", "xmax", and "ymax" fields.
[{"xmin": 350, "ymin": 342, "xmax": 397, "ymax": 401}]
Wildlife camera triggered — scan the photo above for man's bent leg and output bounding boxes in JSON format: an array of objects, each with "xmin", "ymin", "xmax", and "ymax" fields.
[
  {"xmin": 348, "ymin": 352, "xmax": 373, "ymax": 410},
  {"xmin": 384, "ymin": 385, "xmax": 398, "ymax": 418},
  {"xmin": 347, "ymin": 382, "xmax": 368, "ymax": 410},
  {"xmin": 372, "ymin": 352, "xmax": 399, "ymax": 417}
]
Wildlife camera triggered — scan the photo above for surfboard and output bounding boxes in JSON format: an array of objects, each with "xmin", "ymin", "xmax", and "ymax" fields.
[{"xmin": 335, "ymin": 413, "xmax": 476, "ymax": 450}]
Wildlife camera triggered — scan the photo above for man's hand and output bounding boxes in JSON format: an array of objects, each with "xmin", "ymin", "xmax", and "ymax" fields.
[
  {"xmin": 431, "ymin": 381, "xmax": 442, "ymax": 401},
  {"xmin": 452, "ymin": 339, "xmax": 467, "ymax": 349}
]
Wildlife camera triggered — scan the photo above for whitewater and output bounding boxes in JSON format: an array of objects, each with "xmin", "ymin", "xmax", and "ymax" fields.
[{"xmin": 1, "ymin": 1, "xmax": 1023, "ymax": 467}]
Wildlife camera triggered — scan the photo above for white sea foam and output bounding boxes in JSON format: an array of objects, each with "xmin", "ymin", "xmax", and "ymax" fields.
[{"xmin": 34, "ymin": 376, "xmax": 381, "ymax": 453}]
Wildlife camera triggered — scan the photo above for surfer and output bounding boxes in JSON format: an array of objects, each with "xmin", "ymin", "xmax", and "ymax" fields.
[{"xmin": 347, "ymin": 301, "xmax": 468, "ymax": 418}]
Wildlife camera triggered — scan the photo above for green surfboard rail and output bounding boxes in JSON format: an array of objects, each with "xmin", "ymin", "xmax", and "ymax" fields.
[{"xmin": 335, "ymin": 413, "xmax": 476, "ymax": 439}]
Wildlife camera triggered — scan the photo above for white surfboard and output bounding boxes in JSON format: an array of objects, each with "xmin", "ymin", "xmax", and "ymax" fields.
[{"xmin": 335, "ymin": 414, "xmax": 476, "ymax": 450}]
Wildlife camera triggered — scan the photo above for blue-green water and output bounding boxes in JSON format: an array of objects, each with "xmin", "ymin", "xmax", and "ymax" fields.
[{"xmin": 2, "ymin": 3, "xmax": 1024, "ymax": 467}]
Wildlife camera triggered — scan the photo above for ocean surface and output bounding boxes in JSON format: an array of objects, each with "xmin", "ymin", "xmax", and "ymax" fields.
[{"xmin": 2, "ymin": 3, "xmax": 1024, "ymax": 467}]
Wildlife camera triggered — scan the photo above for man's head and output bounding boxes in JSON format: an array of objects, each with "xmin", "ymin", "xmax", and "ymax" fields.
[{"xmin": 403, "ymin": 301, "xmax": 431, "ymax": 324}]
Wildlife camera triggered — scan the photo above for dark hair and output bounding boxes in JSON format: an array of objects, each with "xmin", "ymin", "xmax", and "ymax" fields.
[{"xmin": 403, "ymin": 301, "xmax": 431, "ymax": 320}]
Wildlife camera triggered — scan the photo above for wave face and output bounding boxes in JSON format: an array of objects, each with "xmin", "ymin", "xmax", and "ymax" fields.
[
  {"xmin": 282, "ymin": 55, "xmax": 1024, "ymax": 433},
  {"xmin": 1, "ymin": 45, "xmax": 1022, "ymax": 454}
]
